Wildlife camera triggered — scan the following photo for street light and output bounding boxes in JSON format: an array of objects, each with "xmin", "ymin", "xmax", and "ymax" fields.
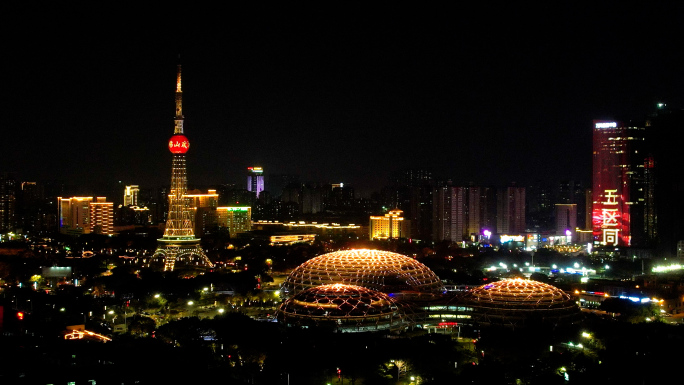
[
  {"xmin": 390, "ymin": 360, "xmax": 401, "ymax": 380},
  {"xmin": 108, "ymin": 310, "xmax": 117, "ymax": 325}
]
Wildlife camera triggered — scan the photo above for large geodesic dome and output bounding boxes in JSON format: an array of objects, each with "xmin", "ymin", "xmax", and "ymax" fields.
[
  {"xmin": 277, "ymin": 283, "xmax": 407, "ymax": 332},
  {"xmin": 463, "ymin": 278, "xmax": 581, "ymax": 328},
  {"xmin": 280, "ymin": 283, "xmax": 398, "ymax": 318},
  {"xmin": 281, "ymin": 249, "xmax": 444, "ymax": 296}
]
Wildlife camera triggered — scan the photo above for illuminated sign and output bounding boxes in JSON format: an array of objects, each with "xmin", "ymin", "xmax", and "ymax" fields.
[
  {"xmin": 64, "ymin": 329, "xmax": 112, "ymax": 342},
  {"xmin": 168, "ymin": 134, "xmax": 190, "ymax": 154},
  {"xmin": 218, "ymin": 207, "xmax": 250, "ymax": 211},
  {"xmin": 595, "ymin": 122, "xmax": 617, "ymax": 128},
  {"xmin": 500, "ymin": 235, "xmax": 524, "ymax": 243},
  {"xmin": 438, "ymin": 322, "xmax": 459, "ymax": 327},
  {"xmin": 599, "ymin": 189, "xmax": 620, "ymax": 246}
]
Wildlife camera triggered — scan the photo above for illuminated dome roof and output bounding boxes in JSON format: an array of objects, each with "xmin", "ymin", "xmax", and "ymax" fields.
[
  {"xmin": 282, "ymin": 249, "xmax": 444, "ymax": 295},
  {"xmin": 463, "ymin": 279, "xmax": 580, "ymax": 328},
  {"xmin": 466, "ymin": 279, "xmax": 574, "ymax": 307},
  {"xmin": 277, "ymin": 284, "xmax": 408, "ymax": 332},
  {"xmin": 279, "ymin": 284, "xmax": 399, "ymax": 318}
]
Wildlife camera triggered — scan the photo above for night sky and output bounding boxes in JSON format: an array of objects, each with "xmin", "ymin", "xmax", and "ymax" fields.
[{"xmin": 4, "ymin": 5, "xmax": 683, "ymax": 197}]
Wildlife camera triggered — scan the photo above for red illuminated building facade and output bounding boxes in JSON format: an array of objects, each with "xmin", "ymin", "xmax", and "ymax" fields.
[{"xmin": 592, "ymin": 120, "xmax": 652, "ymax": 247}]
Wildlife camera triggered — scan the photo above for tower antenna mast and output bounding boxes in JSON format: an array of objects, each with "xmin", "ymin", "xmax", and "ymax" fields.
[{"xmin": 153, "ymin": 61, "xmax": 213, "ymax": 271}]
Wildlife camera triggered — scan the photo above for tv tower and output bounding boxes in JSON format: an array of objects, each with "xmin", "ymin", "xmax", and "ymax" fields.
[{"xmin": 153, "ymin": 63, "xmax": 213, "ymax": 271}]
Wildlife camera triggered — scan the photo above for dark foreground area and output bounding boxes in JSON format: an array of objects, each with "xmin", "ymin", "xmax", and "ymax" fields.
[{"xmin": 1, "ymin": 311, "xmax": 682, "ymax": 385}]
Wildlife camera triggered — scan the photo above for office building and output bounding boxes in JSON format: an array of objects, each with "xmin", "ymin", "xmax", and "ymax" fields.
[
  {"xmin": 555, "ymin": 204, "xmax": 577, "ymax": 236},
  {"xmin": 301, "ymin": 183, "xmax": 325, "ymax": 214},
  {"xmin": 17, "ymin": 181, "xmax": 51, "ymax": 234},
  {"xmin": 216, "ymin": 206, "xmax": 252, "ymax": 237},
  {"xmin": 247, "ymin": 167, "xmax": 264, "ymax": 198},
  {"xmin": 584, "ymin": 189, "xmax": 593, "ymax": 231},
  {"xmin": 0, "ymin": 172, "xmax": 16, "ymax": 232},
  {"xmin": 186, "ymin": 189, "xmax": 219, "ymax": 210},
  {"xmin": 185, "ymin": 189, "xmax": 219, "ymax": 237},
  {"xmin": 433, "ymin": 186, "xmax": 463, "ymax": 242},
  {"xmin": 370, "ymin": 209, "xmax": 410, "ymax": 240},
  {"xmin": 58, "ymin": 197, "xmax": 113, "ymax": 235},
  {"xmin": 327, "ymin": 183, "xmax": 355, "ymax": 212},
  {"xmin": 271, "ymin": 174, "xmax": 300, "ymax": 200},
  {"xmin": 432, "ymin": 185, "xmax": 509, "ymax": 243},
  {"xmin": 592, "ymin": 120, "xmax": 647, "ymax": 247},
  {"xmin": 58, "ymin": 197, "xmax": 92, "ymax": 233},
  {"xmin": 478, "ymin": 187, "xmax": 498, "ymax": 238},
  {"xmin": 645, "ymin": 105, "xmax": 684, "ymax": 257},
  {"xmin": 123, "ymin": 185, "xmax": 139, "ymax": 207},
  {"xmin": 383, "ymin": 169, "xmax": 434, "ymax": 241},
  {"xmin": 497, "ymin": 186, "xmax": 526, "ymax": 235},
  {"xmin": 557, "ymin": 180, "xmax": 588, "ymax": 231},
  {"xmin": 461, "ymin": 186, "xmax": 497, "ymax": 242},
  {"xmin": 89, "ymin": 200, "xmax": 113, "ymax": 235}
]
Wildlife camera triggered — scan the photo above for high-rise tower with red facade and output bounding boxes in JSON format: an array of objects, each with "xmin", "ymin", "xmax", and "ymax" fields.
[
  {"xmin": 153, "ymin": 64, "xmax": 213, "ymax": 271},
  {"xmin": 591, "ymin": 120, "xmax": 648, "ymax": 247}
]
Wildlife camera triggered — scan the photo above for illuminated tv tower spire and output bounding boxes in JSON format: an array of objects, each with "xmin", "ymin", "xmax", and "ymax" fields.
[{"xmin": 153, "ymin": 63, "xmax": 213, "ymax": 271}]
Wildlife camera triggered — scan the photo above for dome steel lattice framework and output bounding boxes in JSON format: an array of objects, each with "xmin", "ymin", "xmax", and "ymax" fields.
[
  {"xmin": 281, "ymin": 249, "xmax": 444, "ymax": 295},
  {"xmin": 277, "ymin": 284, "xmax": 408, "ymax": 332},
  {"xmin": 468, "ymin": 278, "xmax": 573, "ymax": 307},
  {"xmin": 463, "ymin": 278, "xmax": 581, "ymax": 329}
]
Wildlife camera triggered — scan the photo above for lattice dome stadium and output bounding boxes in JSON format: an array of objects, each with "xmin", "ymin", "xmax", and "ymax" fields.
[
  {"xmin": 281, "ymin": 249, "xmax": 445, "ymax": 296},
  {"xmin": 277, "ymin": 283, "xmax": 409, "ymax": 332},
  {"xmin": 463, "ymin": 278, "xmax": 581, "ymax": 328}
]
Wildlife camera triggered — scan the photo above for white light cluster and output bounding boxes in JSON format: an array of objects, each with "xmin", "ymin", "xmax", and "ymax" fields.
[{"xmin": 652, "ymin": 264, "xmax": 682, "ymax": 273}]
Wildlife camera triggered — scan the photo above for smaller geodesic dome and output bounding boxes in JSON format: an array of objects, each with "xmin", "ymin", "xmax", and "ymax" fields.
[
  {"xmin": 281, "ymin": 249, "xmax": 444, "ymax": 296},
  {"xmin": 463, "ymin": 278, "xmax": 581, "ymax": 329},
  {"xmin": 277, "ymin": 284, "xmax": 408, "ymax": 332}
]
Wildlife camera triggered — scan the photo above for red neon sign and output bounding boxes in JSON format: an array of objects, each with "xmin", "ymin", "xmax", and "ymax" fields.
[{"xmin": 168, "ymin": 134, "xmax": 190, "ymax": 154}]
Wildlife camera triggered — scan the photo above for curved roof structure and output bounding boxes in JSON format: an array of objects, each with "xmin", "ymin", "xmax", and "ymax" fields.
[
  {"xmin": 463, "ymin": 278, "xmax": 581, "ymax": 329},
  {"xmin": 277, "ymin": 283, "xmax": 408, "ymax": 332},
  {"xmin": 466, "ymin": 278, "xmax": 574, "ymax": 308},
  {"xmin": 279, "ymin": 283, "xmax": 399, "ymax": 318},
  {"xmin": 281, "ymin": 249, "xmax": 444, "ymax": 295}
]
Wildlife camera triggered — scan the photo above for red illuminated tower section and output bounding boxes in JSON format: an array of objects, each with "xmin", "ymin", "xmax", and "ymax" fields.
[
  {"xmin": 591, "ymin": 120, "xmax": 647, "ymax": 247},
  {"xmin": 154, "ymin": 64, "xmax": 213, "ymax": 271}
]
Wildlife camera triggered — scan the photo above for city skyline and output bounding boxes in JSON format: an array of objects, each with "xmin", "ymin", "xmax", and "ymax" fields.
[{"xmin": 3, "ymin": 6, "xmax": 683, "ymax": 197}]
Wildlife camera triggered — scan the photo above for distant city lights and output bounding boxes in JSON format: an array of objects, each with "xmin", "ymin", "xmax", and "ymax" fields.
[{"xmin": 652, "ymin": 264, "xmax": 683, "ymax": 273}]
